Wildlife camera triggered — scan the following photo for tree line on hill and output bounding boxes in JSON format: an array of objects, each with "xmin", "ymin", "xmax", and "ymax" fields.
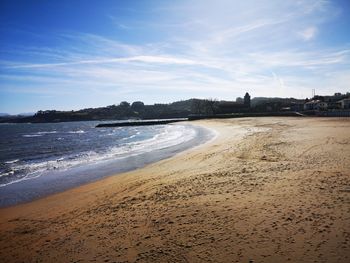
[{"xmin": 0, "ymin": 97, "xmax": 309, "ymax": 123}]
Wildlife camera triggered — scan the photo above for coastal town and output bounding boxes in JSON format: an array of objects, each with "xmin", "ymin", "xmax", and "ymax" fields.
[{"xmin": 215, "ymin": 92, "xmax": 350, "ymax": 118}]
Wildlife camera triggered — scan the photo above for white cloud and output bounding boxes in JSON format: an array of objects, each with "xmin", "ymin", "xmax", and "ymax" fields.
[
  {"xmin": 298, "ymin": 26, "xmax": 318, "ymax": 41},
  {"xmin": 1, "ymin": 0, "xmax": 348, "ymax": 106},
  {"xmin": 5, "ymin": 55, "xmax": 200, "ymax": 69},
  {"xmin": 249, "ymin": 49, "xmax": 350, "ymax": 68}
]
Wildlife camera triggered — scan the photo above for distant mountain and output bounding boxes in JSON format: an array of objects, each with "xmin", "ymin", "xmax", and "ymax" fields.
[{"xmin": 0, "ymin": 112, "xmax": 34, "ymax": 118}]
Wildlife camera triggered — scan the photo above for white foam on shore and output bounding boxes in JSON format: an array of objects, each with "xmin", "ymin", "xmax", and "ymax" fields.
[
  {"xmin": 37, "ymin": 131, "xmax": 57, "ymax": 134},
  {"xmin": 22, "ymin": 131, "xmax": 58, "ymax": 137},
  {"xmin": 23, "ymin": 134, "xmax": 43, "ymax": 137},
  {"xmin": 68, "ymin": 130, "xmax": 85, "ymax": 134},
  {"xmin": 4, "ymin": 159, "xmax": 19, "ymax": 164}
]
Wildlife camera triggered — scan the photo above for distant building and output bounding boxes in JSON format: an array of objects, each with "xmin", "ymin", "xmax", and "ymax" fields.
[
  {"xmin": 304, "ymin": 100, "xmax": 327, "ymax": 111},
  {"xmin": 315, "ymin": 102, "xmax": 328, "ymax": 111},
  {"xmin": 236, "ymin": 97, "xmax": 244, "ymax": 103},
  {"xmin": 244, "ymin": 92, "xmax": 251, "ymax": 108},
  {"xmin": 304, "ymin": 101, "xmax": 315, "ymax": 111},
  {"xmin": 311, "ymin": 92, "xmax": 350, "ymax": 110},
  {"xmin": 323, "ymin": 93, "xmax": 343, "ymax": 103},
  {"xmin": 338, "ymin": 98, "xmax": 350, "ymax": 109},
  {"xmin": 217, "ymin": 92, "xmax": 251, "ymax": 113}
]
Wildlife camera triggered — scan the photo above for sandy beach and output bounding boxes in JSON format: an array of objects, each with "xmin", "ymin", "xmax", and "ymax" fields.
[{"xmin": 0, "ymin": 117, "xmax": 349, "ymax": 263}]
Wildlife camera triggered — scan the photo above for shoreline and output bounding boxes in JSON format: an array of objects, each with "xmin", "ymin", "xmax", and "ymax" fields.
[
  {"xmin": 1, "ymin": 117, "xmax": 349, "ymax": 263},
  {"xmin": 0, "ymin": 123, "xmax": 215, "ymax": 208}
]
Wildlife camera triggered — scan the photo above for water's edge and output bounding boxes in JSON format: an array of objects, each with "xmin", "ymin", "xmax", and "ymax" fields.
[{"xmin": 0, "ymin": 124, "xmax": 215, "ymax": 208}]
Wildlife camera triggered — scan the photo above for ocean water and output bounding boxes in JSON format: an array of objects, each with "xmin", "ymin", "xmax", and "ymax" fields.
[{"xmin": 0, "ymin": 121, "xmax": 213, "ymax": 206}]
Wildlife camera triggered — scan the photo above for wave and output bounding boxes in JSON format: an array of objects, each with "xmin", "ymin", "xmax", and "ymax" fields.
[
  {"xmin": 4, "ymin": 159, "xmax": 19, "ymax": 164},
  {"xmin": 121, "ymin": 131, "xmax": 140, "ymax": 140},
  {"xmin": 0, "ymin": 170, "xmax": 14, "ymax": 178},
  {"xmin": 37, "ymin": 131, "xmax": 57, "ymax": 134},
  {"xmin": 24, "ymin": 130, "xmax": 86, "ymax": 136},
  {"xmin": 0, "ymin": 125, "xmax": 197, "ymax": 187},
  {"xmin": 116, "ymin": 125, "xmax": 196, "ymax": 155},
  {"xmin": 68, "ymin": 130, "xmax": 85, "ymax": 134},
  {"xmin": 23, "ymin": 134, "xmax": 43, "ymax": 137},
  {"xmin": 22, "ymin": 131, "xmax": 57, "ymax": 137}
]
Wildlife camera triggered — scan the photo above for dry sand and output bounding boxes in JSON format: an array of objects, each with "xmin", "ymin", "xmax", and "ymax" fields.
[{"xmin": 0, "ymin": 117, "xmax": 349, "ymax": 263}]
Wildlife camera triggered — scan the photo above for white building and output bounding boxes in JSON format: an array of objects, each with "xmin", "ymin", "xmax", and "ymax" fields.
[
  {"xmin": 338, "ymin": 99, "xmax": 350, "ymax": 109},
  {"xmin": 304, "ymin": 100, "xmax": 328, "ymax": 111},
  {"xmin": 315, "ymin": 101, "xmax": 328, "ymax": 111}
]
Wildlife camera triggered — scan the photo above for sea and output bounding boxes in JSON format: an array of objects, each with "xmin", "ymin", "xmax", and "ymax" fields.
[{"xmin": 0, "ymin": 121, "xmax": 213, "ymax": 207}]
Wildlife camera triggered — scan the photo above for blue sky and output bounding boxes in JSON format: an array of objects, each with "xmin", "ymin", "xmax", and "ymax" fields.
[{"xmin": 1, "ymin": 0, "xmax": 349, "ymax": 114}]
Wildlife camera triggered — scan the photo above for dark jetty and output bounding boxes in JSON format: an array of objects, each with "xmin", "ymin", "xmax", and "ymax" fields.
[{"xmin": 96, "ymin": 119, "xmax": 187, "ymax": 127}]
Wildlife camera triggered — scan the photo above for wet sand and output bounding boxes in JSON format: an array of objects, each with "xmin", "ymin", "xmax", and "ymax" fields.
[{"xmin": 0, "ymin": 117, "xmax": 349, "ymax": 263}]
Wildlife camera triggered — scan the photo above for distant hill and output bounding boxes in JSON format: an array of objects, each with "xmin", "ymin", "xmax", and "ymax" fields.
[
  {"xmin": 0, "ymin": 97, "xmax": 310, "ymax": 123},
  {"xmin": 0, "ymin": 99, "xmax": 196, "ymax": 123}
]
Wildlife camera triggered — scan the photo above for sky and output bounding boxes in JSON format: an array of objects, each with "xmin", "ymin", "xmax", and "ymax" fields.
[{"xmin": 0, "ymin": 0, "xmax": 350, "ymax": 114}]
